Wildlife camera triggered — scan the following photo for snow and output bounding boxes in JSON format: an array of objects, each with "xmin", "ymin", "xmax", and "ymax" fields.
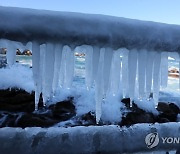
[
  {"xmin": 0, "ymin": 6, "xmax": 180, "ymax": 52},
  {"xmin": 0, "ymin": 64, "xmax": 34, "ymax": 93},
  {"xmin": 134, "ymin": 98, "xmax": 159, "ymax": 115}
]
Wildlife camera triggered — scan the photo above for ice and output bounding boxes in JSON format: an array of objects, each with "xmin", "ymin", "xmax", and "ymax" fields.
[
  {"xmin": 1, "ymin": 6, "xmax": 180, "ymax": 52},
  {"xmin": 103, "ymin": 47, "xmax": 113, "ymax": 96},
  {"xmin": 42, "ymin": 42, "xmax": 55, "ymax": 104},
  {"xmin": 32, "ymin": 41, "xmax": 40, "ymax": 110},
  {"xmin": 92, "ymin": 46, "xmax": 100, "ymax": 87},
  {"xmin": 63, "ymin": 46, "xmax": 74, "ymax": 89},
  {"xmin": 39, "ymin": 44, "xmax": 46, "ymax": 103},
  {"xmin": 160, "ymin": 52, "xmax": 168, "ymax": 89},
  {"xmin": 59, "ymin": 46, "xmax": 66, "ymax": 88},
  {"xmin": 121, "ymin": 48, "xmax": 129, "ymax": 98},
  {"xmin": 145, "ymin": 51, "xmax": 155, "ymax": 98},
  {"xmin": 52, "ymin": 44, "xmax": 63, "ymax": 94},
  {"xmin": 128, "ymin": 49, "xmax": 138, "ymax": 103},
  {"xmin": 109, "ymin": 50, "xmax": 121, "ymax": 96},
  {"xmin": 138, "ymin": 49, "xmax": 147, "ymax": 99},
  {"xmin": 152, "ymin": 52, "xmax": 162, "ymax": 105},
  {"xmin": 84, "ymin": 45, "xmax": 93, "ymax": 90},
  {"xmin": 0, "ymin": 123, "xmax": 180, "ymax": 153},
  {"xmin": 95, "ymin": 48, "xmax": 105, "ymax": 123},
  {"xmin": 0, "ymin": 6, "xmax": 180, "ymax": 122},
  {"xmin": 0, "ymin": 39, "xmax": 16, "ymax": 66}
]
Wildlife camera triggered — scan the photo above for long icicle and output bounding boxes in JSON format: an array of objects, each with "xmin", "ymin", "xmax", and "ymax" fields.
[
  {"xmin": 95, "ymin": 48, "xmax": 105, "ymax": 124},
  {"xmin": 52, "ymin": 44, "xmax": 63, "ymax": 94},
  {"xmin": 128, "ymin": 49, "xmax": 138, "ymax": 104},
  {"xmin": 32, "ymin": 41, "xmax": 40, "ymax": 110}
]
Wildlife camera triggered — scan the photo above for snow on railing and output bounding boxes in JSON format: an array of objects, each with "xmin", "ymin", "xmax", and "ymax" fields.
[{"xmin": 0, "ymin": 6, "xmax": 180, "ymax": 123}]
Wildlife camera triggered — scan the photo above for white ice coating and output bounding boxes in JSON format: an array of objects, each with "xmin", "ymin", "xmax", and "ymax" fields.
[
  {"xmin": 63, "ymin": 46, "xmax": 75, "ymax": 89},
  {"xmin": 43, "ymin": 43, "xmax": 55, "ymax": 104},
  {"xmin": 160, "ymin": 52, "xmax": 168, "ymax": 89},
  {"xmin": 84, "ymin": 45, "xmax": 93, "ymax": 90},
  {"xmin": 109, "ymin": 50, "xmax": 121, "ymax": 96},
  {"xmin": 95, "ymin": 48, "xmax": 105, "ymax": 123},
  {"xmin": 121, "ymin": 49, "xmax": 129, "ymax": 98},
  {"xmin": 128, "ymin": 49, "xmax": 138, "ymax": 103},
  {"xmin": 152, "ymin": 52, "xmax": 162, "ymax": 105},
  {"xmin": 32, "ymin": 42, "xmax": 40, "ymax": 110},
  {"xmin": 138, "ymin": 50, "xmax": 147, "ymax": 99},
  {"xmin": 52, "ymin": 44, "xmax": 63, "ymax": 94},
  {"xmin": 145, "ymin": 51, "xmax": 155, "ymax": 98}
]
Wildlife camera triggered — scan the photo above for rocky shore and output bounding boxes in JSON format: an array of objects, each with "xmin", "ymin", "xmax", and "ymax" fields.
[{"xmin": 0, "ymin": 88, "xmax": 179, "ymax": 128}]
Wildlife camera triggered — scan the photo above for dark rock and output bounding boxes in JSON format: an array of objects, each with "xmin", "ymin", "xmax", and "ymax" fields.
[
  {"xmin": 169, "ymin": 103, "xmax": 180, "ymax": 114},
  {"xmin": 0, "ymin": 88, "xmax": 35, "ymax": 112},
  {"xmin": 158, "ymin": 113, "xmax": 177, "ymax": 122},
  {"xmin": 38, "ymin": 93, "xmax": 44, "ymax": 109},
  {"xmin": 48, "ymin": 98, "xmax": 76, "ymax": 121},
  {"xmin": 157, "ymin": 102, "xmax": 179, "ymax": 122},
  {"xmin": 121, "ymin": 111, "xmax": 155, "ymax": 126},
  {"xmin": 121, "ymin": 98, "xmax": 130, "ymax": 108},
  {"xmin": 15, "ymin": 113, "xmax": 58, "ymax": 128},
  {"xmin": 0, "ymin": 112, "xmax": 18, "ymax": 127},
  {"xmin": 157, "ymin": 102, "xmax": 172, "ymax": 114},
  {"xmin": 81, "ymin": 112, "xmax": 96, "ymax": 125},
  {"xmin": 132, "ymin": 102, "xmax": 145, "ymax": 113},
  {"xmin": 157, "ymin": 117, "xmax": 170, "ymax": 123}
]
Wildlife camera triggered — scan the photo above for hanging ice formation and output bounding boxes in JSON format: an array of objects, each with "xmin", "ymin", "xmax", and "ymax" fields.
[{"xmin": 0, "ymin": 6, "xmax": 180, "ymax": 123}]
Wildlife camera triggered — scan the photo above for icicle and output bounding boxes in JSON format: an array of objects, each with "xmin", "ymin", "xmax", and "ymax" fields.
[
  {"xmin": 103, "ymin": 47, "xmax": 113, "ymax": 96},
  {"xmin": 138, "ymin": 49, "xmax": 147, "ymax": 99},
  {"xmin": 42, "ymin": 42, "xmax": 55, "ymax": 104},
  {"xmin": 121, "ymin": 48, "xmax": 129, "ymax": 98},
  {"xmin": 84, "ymin": 45, "xmax": 93, "ymax": 90},
  {"xmin": 95, "ymin": 48, "xmax": 105, "ymax": 124},
  {"xmin": 32, "ymin": 41, "xmax": 40, "ymax": 110},
  {"xmin": 64, "ymin": 45, "xmax": 74, "ymax": 89},
  {"xmin": 6, "ymin": 41, "xmax": 16, "ymax": 66},
  {"xmin": 92, "ymin": 46, "xmax": 100, "ymax": 86},
  {"xmin": 52, "ymin": 44, "xmax": 63, "ymax": 94},
  {"xmin": 109, "ymin": 50, "xmax": 121, "ymax": 96},
  {"xmin": 59, "ymin": 46, "xmax": 66, "ymax": 87},
  {"xmin": 146, "ymin": 51, "xmax": 155, "ymax": 98},
  {"xmin": 152, "ymin": 52, "xmax": 161, "ymax": 106},
  {"xmin": 128, "ymin": 49, "xmax": 138, "ymax": 103},
  {"xmin": 160, "ymin": 52, "xmax": 168, "ymax": 89},
  {"xmin": 39, "ymin": 44, "xmax": 46, "ymax": 103}
]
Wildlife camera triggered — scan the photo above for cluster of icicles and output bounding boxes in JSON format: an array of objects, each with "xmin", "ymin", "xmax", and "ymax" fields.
[{"xmin": 1, "ymin": 39, "xmax": 180, "ymax": 123}]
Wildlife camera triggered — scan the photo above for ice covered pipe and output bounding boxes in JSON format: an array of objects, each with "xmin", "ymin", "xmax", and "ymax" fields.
[
  {"xmin": 0, "ymin": 6, "xmax": 180, "ymax": 51},
  {"xmin": 0, "ymin": 123, "xmax": 179, "ymax": 153}
]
